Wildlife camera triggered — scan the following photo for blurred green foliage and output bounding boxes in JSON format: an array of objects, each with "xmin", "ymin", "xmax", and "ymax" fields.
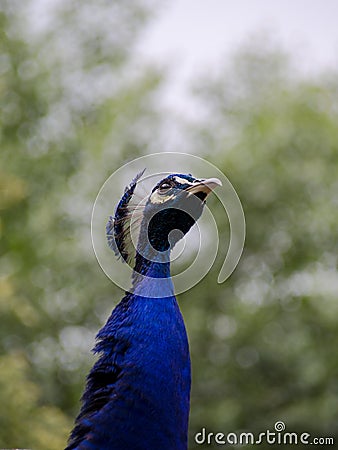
[
  {"xmin": 1, "ymin": 1, "xmax": 338, "ymax": 449},
  {"xmin": 184, "ymin": 43, "xmax": 338, "ymax": 448}
]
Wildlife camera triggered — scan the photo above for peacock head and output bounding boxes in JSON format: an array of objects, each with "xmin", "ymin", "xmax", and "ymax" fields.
[
  {"xmin": 107, "ymin": 171, "xmax": 221, "ymax": 266},
  {"xmin": 144, "ymin": 173, "xmax": 221, "ymax": 253}
]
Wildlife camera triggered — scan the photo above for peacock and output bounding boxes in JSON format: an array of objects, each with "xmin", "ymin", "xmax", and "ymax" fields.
[{"xmin": 66, "ymin": 171, "xmax": 221, "ymax": 450}]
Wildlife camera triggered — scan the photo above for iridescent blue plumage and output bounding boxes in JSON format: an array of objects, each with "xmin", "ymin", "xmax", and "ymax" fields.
[{"xmin": 66, "ymin": 171, "xmax": 221, "ymax": 450}]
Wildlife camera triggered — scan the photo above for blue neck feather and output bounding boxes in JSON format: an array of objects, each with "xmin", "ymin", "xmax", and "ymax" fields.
[{"xmin": 66, "ymin": 246, "xmax": 191, "ymax": 450}]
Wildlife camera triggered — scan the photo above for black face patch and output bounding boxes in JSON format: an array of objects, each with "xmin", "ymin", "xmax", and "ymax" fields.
[{"xmin": 147, "ymin": 208, "xmax": 196, "ymax": 252}]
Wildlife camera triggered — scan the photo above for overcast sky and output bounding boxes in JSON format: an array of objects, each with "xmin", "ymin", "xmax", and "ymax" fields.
[{"xmin": 137, "ymin": 0, "xmax": 338, "ymax": 114}]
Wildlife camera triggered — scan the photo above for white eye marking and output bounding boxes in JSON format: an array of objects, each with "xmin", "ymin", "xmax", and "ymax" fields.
[{"xmin": 150, "ymin": 191, "xmax": 175, "ymax": 204}]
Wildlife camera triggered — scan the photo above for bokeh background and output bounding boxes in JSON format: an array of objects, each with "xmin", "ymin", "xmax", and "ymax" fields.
[{"xmin": 1, "ymin": 1, "xmax": 338, "ymax": 448}]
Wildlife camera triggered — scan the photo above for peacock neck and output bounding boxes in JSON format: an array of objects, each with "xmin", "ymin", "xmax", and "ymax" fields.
[{"xmin": 131, "ymin": 247, "xmax": 174, "ymax": 298}]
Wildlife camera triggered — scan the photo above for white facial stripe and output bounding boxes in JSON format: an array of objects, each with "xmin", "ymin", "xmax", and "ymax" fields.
[{"xmin": 173, "ymin": 176, "xmax": 195, "ymax": 186}]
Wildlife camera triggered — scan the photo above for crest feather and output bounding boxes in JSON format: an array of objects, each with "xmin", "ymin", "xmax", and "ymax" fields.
[{"xmin": 106, "ymin": 169, "xmax": 145, "ymax": 264}]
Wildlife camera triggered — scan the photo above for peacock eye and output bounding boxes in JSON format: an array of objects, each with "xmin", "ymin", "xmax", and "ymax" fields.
[{"xmin": 158, "ymin": 182, "xmax": 172, "ymax": 193}]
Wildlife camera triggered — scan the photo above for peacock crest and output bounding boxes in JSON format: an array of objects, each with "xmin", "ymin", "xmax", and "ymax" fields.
[{"xmin": 106, "ymin": 168, "xmax": 146, "ymax": 265}]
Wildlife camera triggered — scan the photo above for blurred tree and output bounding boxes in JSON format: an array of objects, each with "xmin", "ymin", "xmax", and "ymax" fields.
[
  {"xmin": 181, "ymin": 40, "xmax": 338, "ymax": 449},
  {"xmin": 0, "ymin": 0, "xmax": 162, "ymax": 448}
]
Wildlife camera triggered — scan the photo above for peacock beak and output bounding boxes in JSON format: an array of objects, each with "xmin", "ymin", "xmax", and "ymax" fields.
[{"xmin": 186, "ymin": 177, "xmax": 222, "ymax": 196}]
